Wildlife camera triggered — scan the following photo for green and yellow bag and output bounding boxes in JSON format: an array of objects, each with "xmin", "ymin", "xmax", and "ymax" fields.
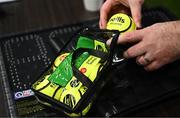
[{"xmin": 31, "ymin": 28, "xmax": 123, "ymax": 116}]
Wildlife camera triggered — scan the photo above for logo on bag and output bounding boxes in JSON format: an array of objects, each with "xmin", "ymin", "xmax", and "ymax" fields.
[
  {"xmin": 70, "ymin": 79, "xmax": 80, "ymax": 88},
  {"xmin": 63, "ymin": 94, "xmax": 76, "ymax": 108}
]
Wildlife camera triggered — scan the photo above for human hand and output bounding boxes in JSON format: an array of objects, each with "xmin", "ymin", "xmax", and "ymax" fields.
[
  {"xmin": 107, "ymin": 21, "xmax": 180, "ymax": 71},
  {"xmin": 99, "ymin": 0, "xmax": 144, "ymax": 29}
]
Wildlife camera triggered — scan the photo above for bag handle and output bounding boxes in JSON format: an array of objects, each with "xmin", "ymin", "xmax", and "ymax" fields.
[
  {"xmin": 77, "ymin": 27, "xmax": 122, "ymax": 65},
  {"xmin": 79, "ymin": 27, "xmax": 126, "ymax": 65},
  {"xmin": 71, "ymin": 48, "xmax": 108, "ymax": 88},
  {"xmin": 108, "ymin": 30, "xmax": 120, "ymax": 64},
  {"xmin": 109, "ymin": 30, "xmax": 131, "ymax": 66}
]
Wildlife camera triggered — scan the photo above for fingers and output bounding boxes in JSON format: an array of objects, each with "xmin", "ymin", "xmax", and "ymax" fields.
[
  {"xmin": 106, "ymin": 31, "xmax": 145, "ymax": 59},
  {"xmin": 99, "ymin": 0, "xmax": 113, "ymax": 29},
  {"xmin": 106, "ymin": 29, "xmax": 146, "ymax": 59},
  {"xmin": 136, "ymin": 59, "xmax": 162, "ymax": 71},
  {"xmin": 136, "ymin": 56, "xmax": 150, "ymax": 66},
  {"xmin": 136, "ymin": 53, "xmax": 154, "ymax": 66},
  {"xmin": 99, "ymin": 0, "xmax": 130, "ymax": 29},
  {"xmin": 118, "ymin": 30, "xmax": 143, "ymax": 44},
  {"xmin": 123, "ymin": 41, "xmax": 146, "ymax": 58},
  {"xmin": 137, "ymin": 53, "xmax": 166, "ymax": 71},
  {"xmin": 106, "ymin": 29, "xmax": 143, "ymax": 46},
  {"xmin": 129, "ymin": 0, "xmax": 144, "ymax": 28},
  {"xmin": 144, "ymin": 61, "xmax": 163, "ymax": 71},
  {"xmin": 99, "ymin": 0, "xmax": 144, "ymax": 28},
  {"xmin": 136, "ymin": 54, "xmax": 163, "ymax": 71}
]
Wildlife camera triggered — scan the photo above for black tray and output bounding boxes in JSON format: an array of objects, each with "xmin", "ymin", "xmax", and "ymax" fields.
[{"xmin": 0, "ymin": 7, "xmax": 179, "ymax": 117}]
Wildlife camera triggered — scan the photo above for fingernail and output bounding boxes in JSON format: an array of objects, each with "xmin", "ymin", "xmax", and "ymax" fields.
[
  {"xmin": 106, "ymin": 39, "xmax": 112, "ymax": 46},
  {"xmin": 136, "ymin": 22, "xmax": 141, "ymax": 28},
  {"xmin": 134, "ymin": 18, "xmax": 141, "ymax": 28},
  {"xmin": 123, "ymin": 51, "xmax": 128, "ymax": 58}
]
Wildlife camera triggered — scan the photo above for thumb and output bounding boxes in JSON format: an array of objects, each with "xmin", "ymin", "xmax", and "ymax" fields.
[
  {"xmin": 118, "ymin": 30, "xmax": 143, "ymax": 44},
  {"xmin": 129, "ymin": 0, "xmax": 144, "ymax": 28}
]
